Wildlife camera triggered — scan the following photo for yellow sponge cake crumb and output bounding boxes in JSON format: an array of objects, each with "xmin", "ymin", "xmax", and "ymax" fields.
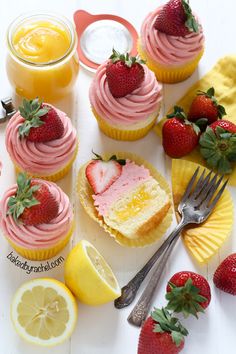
[{"xmin": 103, "ymin": 178, "xmax": 170, "ymax": 239}]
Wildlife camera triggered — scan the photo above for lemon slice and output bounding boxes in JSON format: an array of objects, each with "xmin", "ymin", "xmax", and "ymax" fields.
[
  {"xmin": 11, "ymin": 278, "xmax": 77, "ymax": 346},
  {"xmin": 65, "ymin": 240, "xmax": 121, "ymax": 305},
  {"xmin": 172, "ymin": 159, "xmax": 234, "ymax": 264}
]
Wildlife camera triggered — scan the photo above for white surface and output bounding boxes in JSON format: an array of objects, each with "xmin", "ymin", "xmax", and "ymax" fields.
[{"xmin": 0, "ymin": 0, "xmax": 235, "ymax": 353}]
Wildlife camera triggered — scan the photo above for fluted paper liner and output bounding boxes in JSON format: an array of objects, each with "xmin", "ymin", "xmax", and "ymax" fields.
[
  {"xmin": 6, "ymin": 223, "xmax": 74, "ymax": 261},
  {"xmin": 172, "ymin": 159, "xmax": 234, "ymax": 264},
  {"xmin": 138, "ymin": 39, "xmax": 204, "ymax": 84},
  {"xmin": 92, "ymin": 108, "xmax": 158, "ymax": 141},
  {"xmin": 78, "ymin": 152, "xmax": 173, "ymax": 247}
]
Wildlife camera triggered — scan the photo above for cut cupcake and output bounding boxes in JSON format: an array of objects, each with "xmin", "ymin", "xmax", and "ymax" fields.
[
  {"xmin": 89, "ymin": 49, "xmax": 162, "ymax": 141},
  {"xmin": 78, "ymin": 152, "xmax": 173, "ymax": 247},
  {"xmin": 172, "ymin": 159, "xmax": 234, "ymax": 264},
  {"xmin": 5, "ymin": 98, "xmax": 78, "ymax": 181},
  {"xmin": 0, "ymin": 173, "xmax": 74, "ymax": 260},
  {"xmin": 138, "ymin": 0, "xmax": 205, "ymax": 83}
]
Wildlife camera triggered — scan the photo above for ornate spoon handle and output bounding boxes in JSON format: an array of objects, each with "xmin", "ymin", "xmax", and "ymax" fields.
[
  {"xmin": 127, "ymin": 235, "xmax": 179, "ymax": 327},
  {"xmin": 114, "ymin": 219, "xmax": 186, "ymax": 309}
]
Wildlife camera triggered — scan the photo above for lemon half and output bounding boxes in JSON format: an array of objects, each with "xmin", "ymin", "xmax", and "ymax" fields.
[
  {"xmin": 11, "ymin": 278, "xmax": 77, "ymax": 346},
  {"xmin": 65, "ymin": 240, "xmax": 121, "ymax": 305}
]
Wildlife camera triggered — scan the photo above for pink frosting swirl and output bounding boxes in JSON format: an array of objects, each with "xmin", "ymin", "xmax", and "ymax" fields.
[
  {"xmin": 89, "ymin": 61, "xmax": 162, "ymax": 125},
  {"xmin": 0, "ymin": 180, "xmax": 73, "ymax": 249},
  {"xmin": 140, "ymin": 6, "xmax": 205, "ymax": 66},
  {"xmin": 5, "ymin": 105, "xmax": 77, "ymax": 175}
]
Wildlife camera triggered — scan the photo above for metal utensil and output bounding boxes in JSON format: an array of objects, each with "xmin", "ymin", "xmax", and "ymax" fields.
[
  {"xmin": 126, "ymin": 168, "xmax": 228, "ymax": 327},
  {"xmin": 0, "ymin": 97, "xmax": 16, "ymax": 124}
]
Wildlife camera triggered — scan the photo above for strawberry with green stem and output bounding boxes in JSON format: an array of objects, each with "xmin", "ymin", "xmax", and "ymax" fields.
[
  {"xmin": 199, "ymin": 120, "xmax": 236, "ymax": 174},
  {"xmin": 188, "ymin": 87, "xmax": 226, "ymax": 128},
  {"xmin": 154, "ymin": 0, "xmax": 199, "ymax": 37},
  {"xmin": 7, "ymin": 173, "xmax": 59, "ymax": 225},
  {"xmin": 106, "ymin": 49, "xmax": 145, "ymax": 98},
  {"xmin": 166, "ymin": 271, "xmax": 211, "ymax": 318},
  {"xmin": 18, "ymin": 97, "xmax": 64, "ymax": 142},
  {"xmin": 138, "ymin": 307, "xmax": 188, "ymax": 354},
  {"xmin": 162, "ymin": 106, "xmax": 200, "ymax": 158}
]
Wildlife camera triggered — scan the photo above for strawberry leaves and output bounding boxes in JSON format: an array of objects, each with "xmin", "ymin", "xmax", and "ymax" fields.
[
  {"xmin": 109, "ymin": 49, "xmax": 145, "ymax": 67},
  {"xmin": 151, "ymin": 308, "xmax": 188, "ymax": 346},
  {"xmin": 7, "ymin": 173, "xmax": 40, "ymax": 222},
  {"xmin": 182, "ymin": 0, "xmax": 199, "ymax": 33},
  {"xmin": 199, "ymin": 125, "xmax": 236, "ymax": 174},
  {"xmin": 18, "ymin": 98, "xmax": 48, "ymax": 138},
  {"xmin": 166, "ymin": 278, "xmax": 207, "ymax": 318},
  {"xmin": 106, "ymin": 49, "xmax": 145, "ymax": 98},
  {"xmin": 91, "ymin": 151, "xmax": 126, "ymax": 166}
]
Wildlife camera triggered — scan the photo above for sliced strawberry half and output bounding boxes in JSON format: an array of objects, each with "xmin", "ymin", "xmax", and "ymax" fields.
[{"xmin": 85, "ymin": 153, "xmax": 126, "ymax": 194}]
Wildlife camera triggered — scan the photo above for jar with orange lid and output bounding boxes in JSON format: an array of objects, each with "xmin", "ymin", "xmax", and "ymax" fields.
[{"xmin": 6, "ymin": 13, "xmax": 79, "ymax": 101}]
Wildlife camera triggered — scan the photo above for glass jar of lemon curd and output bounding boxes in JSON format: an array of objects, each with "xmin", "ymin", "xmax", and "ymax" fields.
[{"xmin": 6, "ymin": 13, "xmax": 79, "ymax": 101}]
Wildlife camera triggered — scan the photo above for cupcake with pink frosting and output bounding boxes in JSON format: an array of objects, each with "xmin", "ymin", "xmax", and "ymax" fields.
[
  {"xmin": 89, "ymin": 49, "xmax": 162, "ymax": 141},
  {"xmin": 5, "ymin": 98, "xmax": 78, "ymax": 181},
  {"xmin": 138, "ymin": 0, "xmax": 205, "ymax": 83},
  {"xmin": 0, "ymin": 174, "xmax": 74, "ymax": 260}
]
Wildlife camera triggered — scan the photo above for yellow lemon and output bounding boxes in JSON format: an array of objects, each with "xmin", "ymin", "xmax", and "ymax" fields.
[
  {"xmin": 11, "ymin": 278, "xmax": 77, "ymax": 346},
  {"xmin": 64, "ymin": 240, "xmax": 121, "ymax": 305}
]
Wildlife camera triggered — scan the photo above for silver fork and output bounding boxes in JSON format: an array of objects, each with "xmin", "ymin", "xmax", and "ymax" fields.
[{"xmin": 114, "ymin": 167, "xmax": 228, "ymax": 326}]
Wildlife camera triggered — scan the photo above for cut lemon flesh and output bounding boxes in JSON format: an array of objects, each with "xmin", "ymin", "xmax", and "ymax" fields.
[
  {"xmin": 172, "ymin": 159, "xmax": 234, "ymax": 264},
  {"xmin": 11, "ymin": 278, "xmax": 77, "ymax": 346},
  {"xmin": 65, "ymin": 240, "xmax": 121, "ymax": 305}
]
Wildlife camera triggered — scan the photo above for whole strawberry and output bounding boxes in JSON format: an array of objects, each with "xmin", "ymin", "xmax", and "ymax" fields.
[
  {"xmin": 213, "ymin": 253, "xmax": 236, "ymax": 295},
  {"xmin": 162, "ymin": 106, "xmax": 200, "ymax": 158},
  {"xmin": 154, "ymin": 0, "xmax": 199, "ymax": 37},
  {"xmin": 199, "ymin": 119, "xmax": 236, "ymax": 174},
  {"xmin": 138, "ymin": 307, "xmax": 187, "ymax": 354},
  {"xmin": 188, "ymin": 87, "xmax": 226, "ymax": 126},
  {"xmin": 18, "ymin": 98, "xmax": 64, "ymax": 142},
  {"xmin": 86, "ymin": 152, "xmax": 126, "ymax": 194},
  {"xmin": 166, "ymin": 271, "xmax": 211, "ymax": 317},
  {"xmin": 106, "ymin": 49, "xmax": 145, "ymax": 98},
  {"xmin": 7, "ymin": 173, "xmax": 59, "ymax": 225}
]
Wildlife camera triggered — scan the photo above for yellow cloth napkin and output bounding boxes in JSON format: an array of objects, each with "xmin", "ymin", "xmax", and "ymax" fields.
[{"xmin": 154, "ymin": 55, "xmax": 236, "ymax": 185}]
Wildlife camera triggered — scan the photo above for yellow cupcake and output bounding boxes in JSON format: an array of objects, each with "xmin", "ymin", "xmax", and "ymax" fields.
[
  {"xmin": 89, "ymin": 54, "xmax": 163, "ymax": 141},
  {"xmin": 5, "ymin": 99, "xmax": 78, "ymax": 182},
  {"xmin": 138, "ymin": 5, "xmax": 205, "ymax": 83},
  {"xmin": 0, "ymin": 176, "xmax": 74, "ymax": 261},
  {"xmin": 78, "ymin": 152, "xmax": 173, "ymax": 247},
  {"xmin": 138, "ymin": 40, "xmax": 204, "ymax": 84},
  {"xmin": 92, "ymin": 108, "xmax": 158, "ymax": 141}
]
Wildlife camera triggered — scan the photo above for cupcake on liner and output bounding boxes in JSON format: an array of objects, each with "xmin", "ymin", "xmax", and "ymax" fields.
[
  {"xmin": 138, "ymin": 0, "xmax": 205, "ymax": 83},
  {"xmin": 6, "ymin": 98, "xmax": 78, "ymax": 182},
  {"xmin": 0, "ymin": 174, "xmax": 74, "ymax": 260},
  {"xmin": 78, "ymin": 152, "xmax": 173, "ymax": 247},
  {"xmin": 172, "ymin": 159, "xmax": 233, "ymax": 264},
  {"xmin": 89, "ymin": 50, "xmax": 163, "ymax": 141}
]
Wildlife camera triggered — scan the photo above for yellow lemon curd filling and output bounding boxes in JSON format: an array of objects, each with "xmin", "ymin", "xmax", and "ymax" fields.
[
  {"xmin": 13, "ymin": 21, "xmax": 71, "ymax": 64},
  {"xmin": 115, "ymin": 186, "xmax": 151, "ymax": 222},
  {"xmin": 7, "ymin": 16, "xmax": 79, "ymax": 100}
]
